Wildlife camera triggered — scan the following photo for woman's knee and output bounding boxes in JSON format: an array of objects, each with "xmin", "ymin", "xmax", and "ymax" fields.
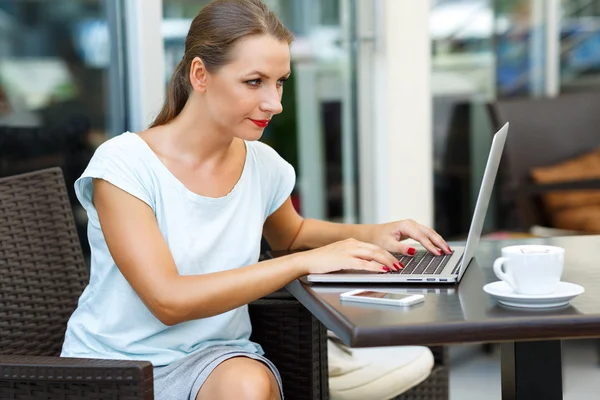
[
  {"xmin": 196, "ymin": 357, "xmax": 280, "ymax": 400},
  {"xmin": 234, "ymin": 362, "xmax": 277, "ymax": 399}
]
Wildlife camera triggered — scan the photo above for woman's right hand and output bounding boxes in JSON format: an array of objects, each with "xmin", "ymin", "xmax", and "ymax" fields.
[{"xmin": 291, "ymin": 238, "xmax": 402, "ymax": 275}]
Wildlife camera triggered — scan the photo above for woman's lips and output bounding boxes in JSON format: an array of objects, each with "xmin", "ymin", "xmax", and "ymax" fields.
[{"xmin": 249, "ymin": 119, "xmax": 270, "ymax": 128}]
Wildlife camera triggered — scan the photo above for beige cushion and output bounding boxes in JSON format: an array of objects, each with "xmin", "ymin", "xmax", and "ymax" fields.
[
  {"xmin": 530, "ymin": 148, "xmax": 600, "ymax": 232},
  {"xmin": 530, "ymin": 147, "xmax": 600, "ymax": 213},
  {"xmin": 328, "ymin": 339, "xmax": 434, "ymax": 400},
  {"xmin": 551, "ymin": 205, "xmax": 600, "ymax": 233}
]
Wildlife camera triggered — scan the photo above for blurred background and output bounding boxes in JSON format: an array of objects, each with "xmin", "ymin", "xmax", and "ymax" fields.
[
  {"xmin": 2, "ymin": 0, "xmax": 600, "ymax": 257},
  {"xmin": 3, "ymin": 2, "xmax": 600, "ymax": 398}
]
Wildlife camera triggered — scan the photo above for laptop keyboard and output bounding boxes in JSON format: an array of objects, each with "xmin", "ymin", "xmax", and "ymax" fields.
[{"xmin": 387, "ymin": 250, "xmax": 454, "ymax": 275}]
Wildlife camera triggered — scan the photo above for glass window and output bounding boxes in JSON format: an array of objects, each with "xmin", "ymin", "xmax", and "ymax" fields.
[
  {"xmin": 161, "ymin": 0, "xmax": 359, "ymax": 223},
  {"xmin": 0, "ymin": 0, "xmax": 126, "ymax": 255},
  {"xmin": 560, "ymin": 0, "xmax": 600, "ymax": 91},
  {"xmin": 430, "ymin": 0, "xmax": 600, "ymax": 237},
  {"xmin": 162, "ymin": 0, "xmax": 211, "ymax": 83},
  {"xmin": 430, "ymin": 0, "xmax": 496, "ymax": 238}
]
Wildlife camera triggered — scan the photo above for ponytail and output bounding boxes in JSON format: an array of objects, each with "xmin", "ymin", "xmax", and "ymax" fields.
[{"xmin": 149, "ymin": 60, "xmax": 191, "ymax": 128}]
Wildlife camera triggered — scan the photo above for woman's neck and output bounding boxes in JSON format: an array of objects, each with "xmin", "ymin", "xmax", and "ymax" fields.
[{"xmin": 161, "ymin": 97, "xmax": 236, "ymax": 168}]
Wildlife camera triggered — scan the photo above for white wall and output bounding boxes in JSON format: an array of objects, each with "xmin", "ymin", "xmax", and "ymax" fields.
[{"xmin": 359, "ymin": 0, "xmax": 433, "ymax": 226}]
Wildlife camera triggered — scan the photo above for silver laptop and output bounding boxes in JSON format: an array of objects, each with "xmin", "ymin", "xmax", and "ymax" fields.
[{"xmin": 307, "ymin": 122, "xmax": 509, "ymax": 284}]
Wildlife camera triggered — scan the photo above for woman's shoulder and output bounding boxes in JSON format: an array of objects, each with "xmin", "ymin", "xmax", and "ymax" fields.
[
  {"xmin": 94, "ymin": 131, "xmax": 142, "ymax": 156},
  {"xmin": 89, "ymin": 132, "xmax": 156, "ymax": 171},
  {"xmin": 77, "ymin": 132, "xmax": 157, "ymax": 210},
  {"xmin": 83, "ymin": 132, "xmax": 158, "ymax": 188}
]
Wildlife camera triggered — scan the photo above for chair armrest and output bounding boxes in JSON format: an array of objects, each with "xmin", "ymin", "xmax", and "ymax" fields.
[
  {"xmin": 521, "ymin": 179, "xmax": 600, "ymax": 195},
  {"xmin": 0, "ymin": 355, "xmax": 153, "ymax": 400}
]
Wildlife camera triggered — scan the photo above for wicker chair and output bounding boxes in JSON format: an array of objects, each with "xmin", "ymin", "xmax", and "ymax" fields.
[{"xmin": 0, "ymin": 167, "xmax": 448, "ymax": 400}]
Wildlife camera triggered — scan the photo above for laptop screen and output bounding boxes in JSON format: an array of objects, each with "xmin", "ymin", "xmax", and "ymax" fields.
[{"xmin": 456, "ymin": 122, "xmax": 509, "ymax": 281}]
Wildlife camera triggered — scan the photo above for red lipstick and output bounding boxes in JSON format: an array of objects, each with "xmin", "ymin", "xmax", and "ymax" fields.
[{"xmin": 249, "ymin": 119, "xmax": 270, "ymax": 128}]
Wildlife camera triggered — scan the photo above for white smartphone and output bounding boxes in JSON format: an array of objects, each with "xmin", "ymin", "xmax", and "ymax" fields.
[{"xmin": 340, "ymin": 289, "xmax": 425, "ymax": 307}]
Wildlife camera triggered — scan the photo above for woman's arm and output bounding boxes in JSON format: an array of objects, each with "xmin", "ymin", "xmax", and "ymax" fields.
[
  {"xmin": 263, "ymin": 197, "xmax": 451, "ymax": 255},
  {"xmin": 94, "ymin": 180, "xmax": 395, "ymax": 326},
  {"xmin": 261, "ymin": 197, "xmax": 375, "ymax": 250},
  {"xmin": 291, "ymin": 219, "xmax": 376, "ymax": 249},
  {"xmin": 94, "ymin": 179, "xmax": 307, "ymax": 326}
]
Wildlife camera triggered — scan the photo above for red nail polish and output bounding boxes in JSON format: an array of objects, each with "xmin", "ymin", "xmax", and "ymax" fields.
[
  {"xmin": 393, "ymin": 263, "xmax": 400, "ymax": 270},
  {"xmin": 382, "ymin": 266, "xmax": 390, "ymax": 272},
  {"xmin": 447, "ymin": 247, "xmax": 452, "ymax": 253},
  {"xmin": 408, "ymin": 248, "xmax": 416, "ymax": 256},
  {"xmin": 398, "ymin": 262, "xmax": 405, "ymax": 269}
]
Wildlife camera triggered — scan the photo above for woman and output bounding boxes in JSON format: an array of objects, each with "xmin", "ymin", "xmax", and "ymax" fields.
[{"xmin": 61, "ymin": 0, "xmax": 451, "ymax": 399}]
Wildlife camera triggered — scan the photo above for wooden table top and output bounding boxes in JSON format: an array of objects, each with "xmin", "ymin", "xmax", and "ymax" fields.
[{"xmin": 285, "ymin": 235, "xmax": 600, "ymax": 347}]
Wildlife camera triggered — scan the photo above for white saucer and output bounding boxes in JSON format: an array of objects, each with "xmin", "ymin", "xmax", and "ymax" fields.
[{"xmin": 483, "ymin": 281, "xmax": 584, "ymax": 309}]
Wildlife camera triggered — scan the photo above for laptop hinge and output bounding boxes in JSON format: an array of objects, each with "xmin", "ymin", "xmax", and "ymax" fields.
[{"xmin": 451, "ymin": 256, "xmax": 464, "ymax": 275}]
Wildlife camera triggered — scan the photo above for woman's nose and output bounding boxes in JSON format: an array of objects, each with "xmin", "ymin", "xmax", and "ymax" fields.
[{"xmin": 260, "ymin": 88, "xmax": 283, "ymax": 115}]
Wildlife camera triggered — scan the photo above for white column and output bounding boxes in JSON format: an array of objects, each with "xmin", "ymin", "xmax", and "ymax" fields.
[
  {"xmin": 124, "ymin": 0, "xmax": 166, "ymax": 132},
  {"xmin": 545, "ymin": 0, "xmax": 561, "ymax": 97},
  {"xmin": 530, "ymin": 0, "xmax": 545, "ymax": 97},
  {"xmin": 293, "ymin": 63, "xmax": 327, "ymax": 220},
  {"xmin": 356, "ymin": 0, "xmax": 378, "ymax": 224},
  {"xmin": 363, "ymin": 0, "xmax": 432, "ymax": 226}
]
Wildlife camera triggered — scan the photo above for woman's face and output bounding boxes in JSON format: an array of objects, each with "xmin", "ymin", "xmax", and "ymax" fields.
[{"xmin": 202, "ymin": 34, "xmax": 291, "ymax": 141}]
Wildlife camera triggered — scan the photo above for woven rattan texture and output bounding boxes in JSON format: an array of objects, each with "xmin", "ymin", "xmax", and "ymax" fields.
[
  {"xmin": 429, "ymin": 346, "xmax": 445, "ymax": 366},
  {"xmin": 0, "ymin": 168, "xmax": 153, "ymax": 400},
  {"xmin": 0, "ymin": 356, "xmax": 154, "ymax": 400},
  {"xmin": 0, "ymin": 355, "xmax": 152, "ymax": 382},
  {"xmin": 0, "ymin": 381, "xmax": 150, "ymax": 400},
  {"xmin": 249, "ymin": 298, "xmax": 330, "ymax": 400},
  {"xmin": 0, "ymin": 168, "xmax": 88, "ymax": 357}
]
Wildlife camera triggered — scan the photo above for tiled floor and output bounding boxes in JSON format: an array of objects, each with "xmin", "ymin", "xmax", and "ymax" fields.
[{"xmin": 449, "ymin": 340, "xmax": 600, "ymax": 399}]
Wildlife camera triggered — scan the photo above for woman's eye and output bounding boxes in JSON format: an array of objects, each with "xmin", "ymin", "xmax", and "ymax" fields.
[{"xmin": 246, "ymin": 78, "xmax": 287, "ymax": 88}]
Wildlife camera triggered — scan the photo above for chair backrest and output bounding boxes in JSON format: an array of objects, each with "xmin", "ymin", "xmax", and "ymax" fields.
[
  {"xmin": 0, "ymin": 167, "xmax": 88, "ymax": 356},
  {"xmin": 490, "ymin": 92, "xmax": 600, "ymax": 228},
  {"xmin": 492, "ymin": 92, "xmax": 600, "ymax": 189}
]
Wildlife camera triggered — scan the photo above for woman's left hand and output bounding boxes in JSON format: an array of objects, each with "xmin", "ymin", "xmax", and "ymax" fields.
[{"xmin": 368, "ymin": 219, "xmax": 452, "ymax": 257}]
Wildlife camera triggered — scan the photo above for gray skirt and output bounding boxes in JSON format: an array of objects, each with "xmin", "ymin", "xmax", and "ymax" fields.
[{"xmin": 153, "ymin": 345, "xmax": 284, "ymax": 400}]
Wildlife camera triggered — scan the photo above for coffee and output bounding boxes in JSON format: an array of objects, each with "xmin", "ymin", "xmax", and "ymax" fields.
[{"xmin": 518, "ymin": 247, "xmax": 551, "ymax": 254}]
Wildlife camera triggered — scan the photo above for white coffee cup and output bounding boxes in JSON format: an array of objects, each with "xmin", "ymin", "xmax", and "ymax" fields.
[{"xmin": 493, "ymin": 245, "xmax": 565, "ymax": 295}]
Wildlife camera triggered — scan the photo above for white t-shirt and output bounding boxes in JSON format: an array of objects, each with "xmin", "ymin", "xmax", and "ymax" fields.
[{"xmin": 60, "ymin": 131, "xmax": 295, "ymax": 366}]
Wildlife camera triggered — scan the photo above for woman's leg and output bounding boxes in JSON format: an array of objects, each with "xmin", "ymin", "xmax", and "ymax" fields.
[{"xmin": 196, "ymin": 356, "xmax": 281, "ymax": 400}]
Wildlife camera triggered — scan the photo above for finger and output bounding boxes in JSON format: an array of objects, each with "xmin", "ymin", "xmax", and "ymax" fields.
[
  {"xmin": 352, "ymin": 247, "xmax": 399, "ymax": 270},
  {"xmin": 352, "ymin": 259, "xmax": 392, "ymax": 273},
  {"xmin": 387, "ymin": 240, "xmax": 414, "ymax": 261},
  {"xmin": 423, "ymin": 227, "xmax": 452, "ymax": 254},
  {"xmin": 398, "ymin": 223, "xmax": 442, "ymax": 256},
  {"xmin": 411, "ymin": 232, "xmax": 442, "ymax": 256},
  {"xmin": 351, "ymin": 242, "xmax": 401, "ymax": 270},
  {"xmin": 362, "ymin": 242, "xmax": 403, "ymax": 270}
]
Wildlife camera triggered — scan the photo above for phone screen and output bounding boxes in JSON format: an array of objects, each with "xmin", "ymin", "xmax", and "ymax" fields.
[{"xmin": 352, "ymin": 291, "xmax": 412, "ymax": 300}]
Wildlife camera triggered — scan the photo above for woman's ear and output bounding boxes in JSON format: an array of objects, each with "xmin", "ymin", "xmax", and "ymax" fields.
[{"xmin": 189, "ymin": 57, "xmax": 208, "ymax": 92}]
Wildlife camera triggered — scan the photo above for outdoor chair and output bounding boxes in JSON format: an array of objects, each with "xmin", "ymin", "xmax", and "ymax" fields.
[
  {"xmin": 489, "ymin": 93, "xmax": 600, "ymax": 234},
  {"xmin": 0, "ymin": 167, "xmax": 448, "ymax": 399}
]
